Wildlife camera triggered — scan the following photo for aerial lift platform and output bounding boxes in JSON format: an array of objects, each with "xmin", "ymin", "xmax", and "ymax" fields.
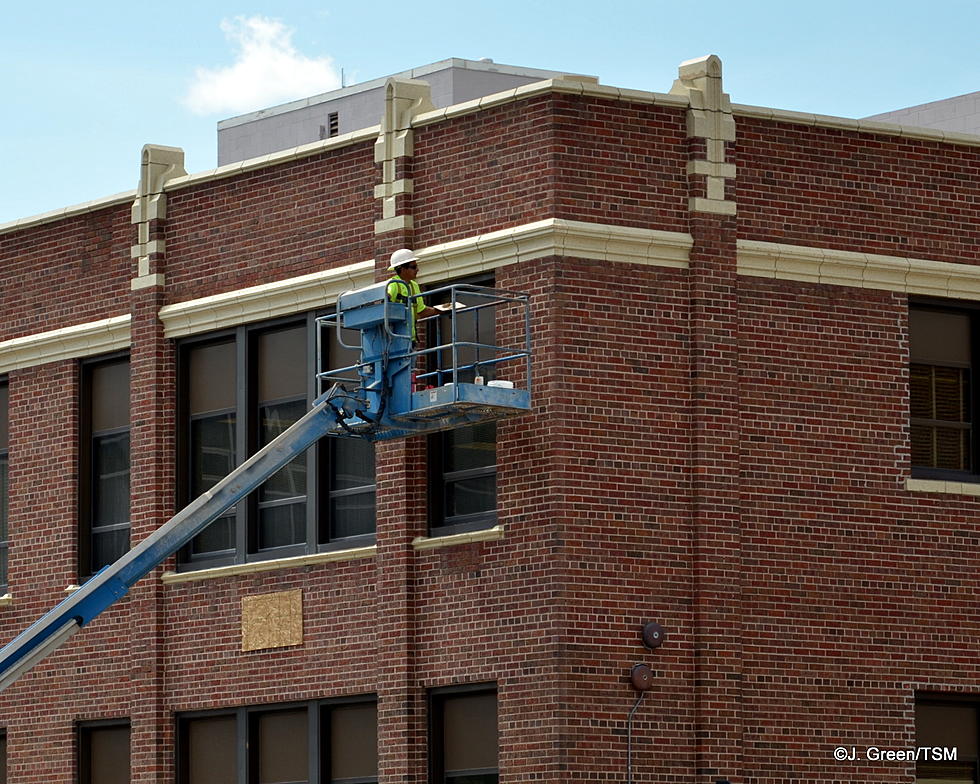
[{"xmin": 0, "ymin": 281, "xmax": 531, "ymax": 693}]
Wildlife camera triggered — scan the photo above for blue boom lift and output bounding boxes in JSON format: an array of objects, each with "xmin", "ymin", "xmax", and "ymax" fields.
[{"xmin": 0, "ymin": 281, "xmax": 531, "ymax": 693}]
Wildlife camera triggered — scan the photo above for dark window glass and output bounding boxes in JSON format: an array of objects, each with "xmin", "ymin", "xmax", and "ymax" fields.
[
  {"xmin": 0, "ymin": 380, "xmax": 8, "ymax": 592},
  {"xmin": 428, "ymin": 282, "xmax": 498, "ymax": 535},
  {"xmin": 187, "ymin": 340, "xmax": 237, "ymax": 559},
  {"xmin": 0, "ymin": 730, "xmax": 6, "ymax": 784},
  {"xmin": 327, "ymin": 701, "xmax": 378, "ymax": 782},
  {"xmin": 179, "ymin": 698, "xmax": 377, "ymax": 784},
  {"xmin": 916, "ymin": 700, "xmax": 978, "ymax": 783},
  {"xmin": 254, "ymin": 709, "xmax": 308, "ymax": 784},
  {"xmin": 319, "ymin": 323, "xmax": 376, "ymax": 546},
  {"xmin": 186, "ymin": 714, "xmax": 237, "ymax": 784},
  {"xmin": 79, "ymin": 722, "xmax": 130, "ymax": 784},
  {"xmin": 257, "ymin": 328, "xmax": 307, "ymax": 552},
  {"xmin": 0, "ymin": 382, "xmax": 7, "ymax": 450},
  {"xmin": 82, "ymin": 359, "xmax": 130, "ymax": 576},
  {"xmin": 432, "ymin": 688, "xmax": 498, "ymax": 784},
  {"xmin": 179, "ymin": 317, "xmax": 376, "ymax": 571},
  {"xmin": 911, "ymin": 308, "xmax": 974, "ymax": 474}
]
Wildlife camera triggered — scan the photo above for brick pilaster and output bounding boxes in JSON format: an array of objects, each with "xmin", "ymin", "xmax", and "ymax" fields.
[{"xmin": 128, "ymin": 145, "xmax": 182, "ymax": 783}]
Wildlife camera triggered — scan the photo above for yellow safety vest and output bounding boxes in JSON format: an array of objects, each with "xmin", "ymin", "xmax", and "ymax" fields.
[{"xmin": 386, "ymin": 276, "xmax": 426, "ymax": 340}]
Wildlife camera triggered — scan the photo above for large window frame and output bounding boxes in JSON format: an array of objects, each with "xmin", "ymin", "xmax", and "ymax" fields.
[
  {"xmin": 426, "ymin": 275, "xmax": 499, "ymax": 537},
  {"xmin": 77, "ymin": 719, "xmax": 131, "ymax": 784},
  {"xmin": 428, "ymin": 683, "xmax": 499, "ymax": 784},
  {"xmin": 176, "ymin": 695, "xmax": 378, "ymax": 784},
  {"xmin": 78, "ymin": 355, "xmax": 131, "ymax": 578},
  {"xmin": 0, "ymin": 378, "xmax": 8, "ymax": 594},
  {"xmin": 176, "ymin": 313, "xmax": 376, "ymax": 571},
  {"xmin": 910, "ymin": 300, "xmax": 980, "ymax": 481}
]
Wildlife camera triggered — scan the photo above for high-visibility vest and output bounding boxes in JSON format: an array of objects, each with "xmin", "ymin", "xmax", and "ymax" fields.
[{"xmin": 386, "ymin": 276, "xmax": 425, "ymax": 340}]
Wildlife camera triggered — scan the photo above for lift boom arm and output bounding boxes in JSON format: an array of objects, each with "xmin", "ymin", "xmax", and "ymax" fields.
[{"xmin": 0, "ymin": 393, "xmax": 342, "ymax": 693}]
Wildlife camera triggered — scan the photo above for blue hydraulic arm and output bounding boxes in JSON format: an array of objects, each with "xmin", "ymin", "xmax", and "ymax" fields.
[
  {"xmin": 0, "ymin": 280, "xmax": 532, "ymax": 694},
  {"xmin": 0, "ymin": 390, "xmax": 345, "ymax": 693}
]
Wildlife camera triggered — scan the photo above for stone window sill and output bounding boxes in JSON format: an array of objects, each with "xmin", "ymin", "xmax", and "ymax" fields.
[
  {"xmin": 412, "ymin": 525, "xmax": 505, "ymax": 551},
  {"xmin": 906, "ymin": 478, "xmax": 980, "ymax": 496},
  {"xmin": 160, "ymin": 545, "xmax": 376, "ymax": 584}
]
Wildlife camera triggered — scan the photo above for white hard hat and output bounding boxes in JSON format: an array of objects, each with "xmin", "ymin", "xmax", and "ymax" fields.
[{"xmin": 388, "ymin": 248, "xmax": 419, "ymax": 271}]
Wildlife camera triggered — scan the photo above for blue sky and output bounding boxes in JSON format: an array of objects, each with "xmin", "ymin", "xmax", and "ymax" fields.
[{"xmin": 2, "ymin": 0, "xmax": 979, "ymax": 225}]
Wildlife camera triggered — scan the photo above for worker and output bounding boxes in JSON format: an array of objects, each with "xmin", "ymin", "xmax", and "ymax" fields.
[{"xmin": 386, "ymin": 248, "xmax": 439, "ymax": 341}]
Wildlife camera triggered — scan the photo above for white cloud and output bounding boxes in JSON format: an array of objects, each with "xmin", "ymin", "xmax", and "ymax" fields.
[{"xmin": 184, "ymin": 16, "xmax": 341, "ymax": 116}]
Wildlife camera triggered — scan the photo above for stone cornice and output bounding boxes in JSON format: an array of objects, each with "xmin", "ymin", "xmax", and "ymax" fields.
[
  {"xmin": 158, "ymin": 260, "xmax": 376, "ymax": 338},
  {"xmin": 0, "ymin": 315, "xmax": 131, "ymax": 373},
  {"xmin": 732, "ymin": 103, "xmax": 980, "ymax": 148},
  {"xmin": 738, "ymin": 239, "xmax": 980, "ymax": 299},
  {"xmin": 418, "ymin": 219, "xmax": 692, "ymax": 282},
  {"xmin": 159, "ymin": 220, "xmax": 692, "ymax": 338}
]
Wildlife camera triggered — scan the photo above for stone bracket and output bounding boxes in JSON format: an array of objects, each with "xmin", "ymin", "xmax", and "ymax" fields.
[
  {"xmin": 670, "ymin": 55, "xmax": 737, "ymax": 215},
  {"xmin": 131, "ymin": 144, "xmax": 186, "ymax": 288},
  {"xmin": 374, "ymin": 79, "xmax": 434, "ymax": 236}
]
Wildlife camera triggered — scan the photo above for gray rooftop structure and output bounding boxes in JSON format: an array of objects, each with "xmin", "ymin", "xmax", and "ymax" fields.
[
  {"xmin": 864, "ymin": 90, "xmax": 980, "ymax": 136},
  {"xmin": 217, "ymin": 58, "xmax": 573, "ymax": 165}
]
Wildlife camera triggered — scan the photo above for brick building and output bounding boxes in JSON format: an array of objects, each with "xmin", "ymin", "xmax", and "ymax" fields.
[{"xmin": 1, "ymin": 53, "xmax": 980, "ymax": 783}]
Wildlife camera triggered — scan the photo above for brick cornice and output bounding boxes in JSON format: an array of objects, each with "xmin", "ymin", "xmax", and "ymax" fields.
[
  {"xmin": 0, "ymin": 315, "xmax": 131, "ymax": 373},
  {"xmin": 738, "ymin": 239, "xmax": 980, "ymax": 299}
]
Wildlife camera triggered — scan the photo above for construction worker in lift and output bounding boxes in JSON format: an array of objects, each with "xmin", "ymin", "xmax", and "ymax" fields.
[{"xmin": 386, "ymin": 248, "xmax": 439, "ymax": 342}]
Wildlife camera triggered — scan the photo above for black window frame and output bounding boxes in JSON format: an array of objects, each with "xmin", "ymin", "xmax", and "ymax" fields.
[
  {"xmin": 77, "ymin": 718, "xmax": 131, "ymax": 784},
  {"xmin": 0, "ymin": 377, "xmax": 8, "ymax": 594},
  {"xmin": 176, "ymin": 695, "xmax": 378, "ymax": 784},
  {"xmin": 426, "ymin": 274, "xmax": 499, "ymax": 537},
  {"xmin": 176, "ymin": 313, "xmax": 376, "ymax": 571},
  {"xmin": 915, "ymin": 694, "xmax": 980, "ymax": 783},
  {"xmin": 909, "ymin": 299, "xmax": 980, "ymax": 481},
  {"xmin": 428, "ymin": 683, "xmax": 499, "ymax": 784},
  {"xmin": 78, "ymin": 354, "xmax": 131, "ymax": 578}
]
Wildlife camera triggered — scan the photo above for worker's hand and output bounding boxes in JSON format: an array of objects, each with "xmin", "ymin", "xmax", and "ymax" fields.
[{"xmin": 433, "ymin": 302, "xmax": 466, "ymax": 311}]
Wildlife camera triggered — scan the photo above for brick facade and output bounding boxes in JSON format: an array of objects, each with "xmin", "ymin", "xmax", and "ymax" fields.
[{"xmin": 1, "ymin": 62, "xmax": 980, "ymax": 783}]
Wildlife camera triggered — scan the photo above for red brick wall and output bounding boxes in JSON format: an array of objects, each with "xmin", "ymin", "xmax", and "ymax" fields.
[
  {"xmin": 0, "ymin": 205, "xmax": 131, "ymax": 342},
  {"xmin": 163, "ymin": 144, "xmax": 378, "ymax": 304},
  {"xmin": 736, "ymin": 118, "xmax": 980, "ymax": 264},
  {"xmin": 6, "ymin": 89, "xmax": 980, "ymax": 784}
]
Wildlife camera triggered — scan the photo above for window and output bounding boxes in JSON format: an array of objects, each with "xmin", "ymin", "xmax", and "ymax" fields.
[
  {"xmin": 430, "ymin": 685, "xmax": 498, "ymax": 784},
  {"xmin": 78, "ymin": 721, "xmax": 130, "ymax": 784},
  {"xmin": 177, "ymin": 697, "xmax": 377, "ymax": 784},
  {"xmin": 911, "ymin": 305, "xmax": 977, "ymax": 476},
  {"xmin": 178, "ymin": 316, "xmax": 375, "ymax": 570},
  {"xmin": 79, "ymin": 357, "xmax": 131, "ymax": 576},
  {"xmin": 0, "ymin": 380, "xmax": 8, "ymax": 592},
  {"xmin": 428, "ymin": 280, "xmax": 498, "ymax": 536},
  {"xmin": 916, "ymin": 698, "xmax": 978, "ymax": 782},
  {"xmin": 0, "ymin": 729, "xmax": 6, "ymax": 784}
]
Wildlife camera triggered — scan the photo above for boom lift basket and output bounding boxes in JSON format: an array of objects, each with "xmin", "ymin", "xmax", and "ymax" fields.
[{"xmin": 316, "ymin": 282, "xmax": 532, "ymax": 440}]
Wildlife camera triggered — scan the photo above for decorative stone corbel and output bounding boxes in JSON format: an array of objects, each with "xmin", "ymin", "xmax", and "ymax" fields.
[
  {"xmin": 670, "ymin": 55, "xmax": 736, "ymax": 216},
  {"xmin": 374, "ymin": 79, "xmax": 434, "ymax": 235},
  {"xmin": 131, "ymin": 144, "xmax": 186, "ymax": 290}
]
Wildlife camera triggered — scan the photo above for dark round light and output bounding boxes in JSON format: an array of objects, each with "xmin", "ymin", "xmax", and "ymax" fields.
[{"xmin": 630, "ymin": 663, "xmax": 655, "ymax": 691}]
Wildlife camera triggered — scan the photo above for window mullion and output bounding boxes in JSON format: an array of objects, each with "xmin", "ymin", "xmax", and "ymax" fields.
[{"xmin": 236, "ymin": 328, "xmax": 249, "ymax": 564}]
